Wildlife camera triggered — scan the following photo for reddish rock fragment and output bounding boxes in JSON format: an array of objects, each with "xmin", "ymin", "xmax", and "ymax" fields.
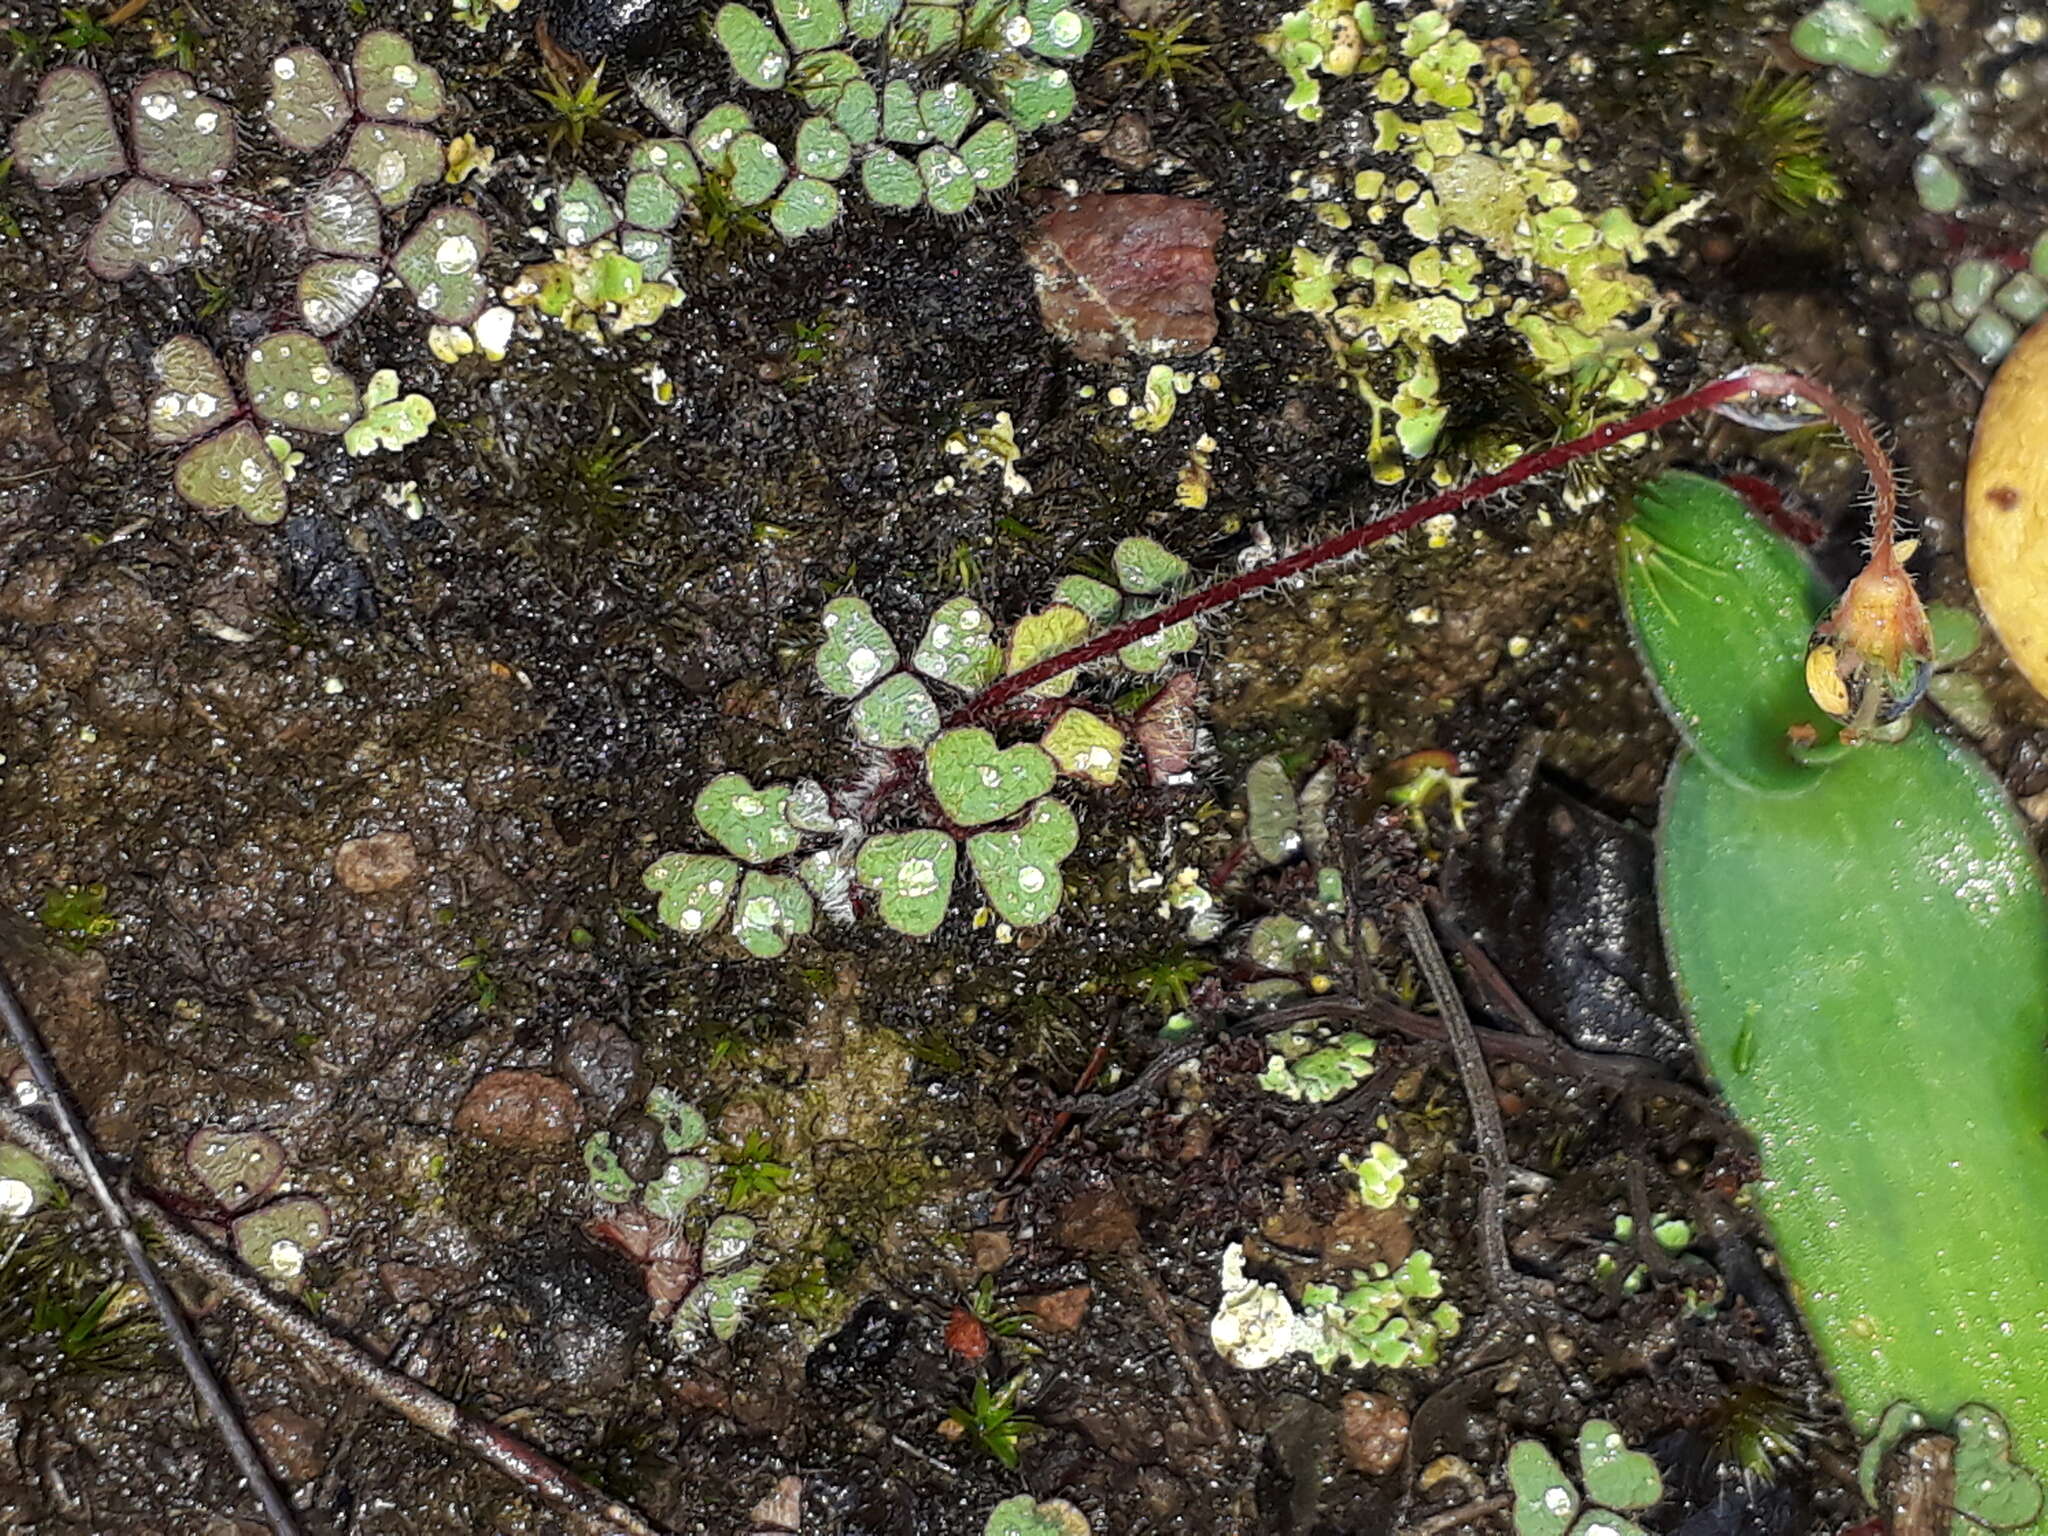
[
  {"xmin": 1054, "ymin": 1184, "xmax": 1139, "ymax": 1252},
  {"xmin": 946, "ymin": 1304, "xmax": 990, "ymax": 1361},
  {"xmin": 1023, "ymin": 194, "xmax": 1224, "ymax": 364},
  {"xmin": 249, "ymin": 1406, "xmax": 329, "ymax": 1483},
  {"xmin": 1022, "ymin": 1283, "xmax": 1092, "ymax": 1333},
  {"xmin": 334, "ymin": 831, "xmax": 420, "ymax": 893},
  {"xmin": 1339, "ymin": 1391, "xmax": 1410, "ymax": 1475},
  {"xmin": 453, "ymin": 1069, "xmax": 581, "ymax": 1149},
  {"xmin": 970, "ymin": 1228, "xmax": 1014, "ymax": 1274}
]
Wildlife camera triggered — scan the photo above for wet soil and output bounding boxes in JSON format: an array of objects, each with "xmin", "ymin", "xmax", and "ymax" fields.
[{"xmin": 3, "ymin": 0, "xmax": 2046, "ymax": 1530}]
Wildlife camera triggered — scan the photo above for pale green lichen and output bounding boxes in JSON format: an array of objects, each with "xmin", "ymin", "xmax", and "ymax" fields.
[
  {"xmin": 1257, "ymin": 1029, "xmax": 1376, "ymax": 1102},
  {"xmin": 1267, "ymin": 3, "xmax": 1700, "ymax": 486},
  {"xmin": 1341, "ymin": 1140, "xmax": 1407, "ymax": 1209}
]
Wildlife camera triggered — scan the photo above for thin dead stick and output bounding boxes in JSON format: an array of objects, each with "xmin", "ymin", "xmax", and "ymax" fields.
[
  {"xmin": 0, "ymin": 1102, "xmax": 671, "ymax": 1536},
  {"xmin": 1399, "ymin": 902, "xmax": 1518, "ymax": 1305},
  {"xmin": 1400, "ymin": 1493, "xmax": 1512, "ymax": 1535},
  {"xmin": 0, "ymin": 963, "xmax": 300, "ymax": 1536}
]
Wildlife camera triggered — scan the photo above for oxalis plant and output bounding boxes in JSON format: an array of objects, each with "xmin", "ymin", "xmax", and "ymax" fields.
[
  {"xmin": 9, "ymin": 34, "xmax": 478, "ymax": 523},
  {"xmin": 647, "ymin": 364, "xmax": 2048, "ymax": 1526}
]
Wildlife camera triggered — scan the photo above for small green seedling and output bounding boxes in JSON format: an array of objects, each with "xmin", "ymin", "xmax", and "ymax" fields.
[
  {"xmin": 1341, "ymin": 1141, "xmax": 1406, "ymax": 1209},
  {"xmin": 1508, "ymin": 1421, "xmax": 1663, "ymax": 1536},
  {"xmin": 1257, "ymin": 1030, "xmax": 1376, "ymax": 1102},
  {"xmin": 947, "ymin": 1373, "xmax": 1038, "ymax": 1469},
  {"xmin": 343, "ymin": 370, "xmax": 435, "ymax": 456}
]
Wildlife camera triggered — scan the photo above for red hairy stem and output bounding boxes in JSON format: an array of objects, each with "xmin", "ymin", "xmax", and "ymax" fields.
[{"xmin": 950, "ymin": 368, "xmax": 1895, "ymax": 725}]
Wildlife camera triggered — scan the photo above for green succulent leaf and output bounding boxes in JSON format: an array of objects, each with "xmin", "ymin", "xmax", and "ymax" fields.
[
  {"xmin": 394, "ymin": 205, "xmax": 492, "ymax": 325},
  {"xmin": 1113, "ymin": 535, "xmax": 1191, "ymax": 594},
  {"xmin": 1618, "ymin": 472, "xmax": 1831, "ymax": 794},
  {"xmin": 1507, "ymin": 1440, "xmax": 1579, "ymax": 1536},
  {"xmin": 772, "ymin": 0, "xmax": 847, "ymax": 51},
  {"xmin": 926, "ymin": 727, "xmax": 1055, "ymax": 826},
  {"xmin": 732, "ymin": 870, "xmax": 814, "ymax": 957},
  {"xmin": 728, "ymin": 131, "xmax": 788, "ymax": 204},
  {"xmin": 647, "ymin": 1087, "xmax": 709, "ymax": 1151},
  {"xmin": 967, "ymin": 796, "xmax": 1078, "ymax": 927},
  {"xmin": 855, "ymin": 830, "xmax": 957, "ymax": 936},
  {"xmin": 920, "ymin": 146, "xmax": 974, "ymax": 212},
  {"xmin": 861, "ymin": 148, "xmax": 924, "ymax": 208},
  {"xmin": 1575, "ymin": 1421, "xmax": 1663, "ymax": 1512},
  {"xmin": 959, "ymin": 117, "xmax": 1020, "ymax": 192},
  {"xmin": 1005, "ymin": 605, "xmax": 1090, "ymax": 696},
  {"xmin": 343, "ymin": 122, "xmax": 447, "ymax": 209},
  {"xmin": 147, "ymin": 334, "xmax": 236, "ymax": 448},
  {"xmin": 989, "ymin": 54, "xmax": 1076, "ymax": 128},
  {"xmin": 693, "ymin": 773, "xmax": 802, "ymax": 863},
  {"xmin": 85, "ymin": 178, "xmax": 204, "ymax": 280},
  {"xmin": 173, "ymin": 422, "xmax": 289, "ymax": 525},
  {"xmin": 302, "ymin": 169, "xmax": 383, "ymax": 257},
  {"xmin": 920, "ymin": 82, "xmax": 977, "ymax": 146},
  {"xmin": 770, "ymin": 176, "xmax": 841, "ymax": 238},
  {"xmin": 913, "ymin": 595, "xmax": 1002, "ymax": 690},
  {"xmin": 244, "ymin": 331, "xmax": 360, "ymax": 435},
  {"xmin": 555, "ymin": 172, "xmax": 621, "ymax": 246},
  {"xmin": 882, "ymin": 79, "xmax": 932, "ymax": 144},
  {"xmin": 11, "ymin": 67, "xmax": 126, "ymax": 188},
  {"xmin": 846, "ymin": 0, "xmax": 902, "ymax": 38},
  {"xmin": 795, "ymin": 115, "xmax": 854, "ymax": 179},
  {"xmin": 643, "ymin": 852, "xmax": 742, "ymax": 934},
  {"xmin": 352, "ymin": 31, "xmax": 445, "ymax": 124},
  {"xmin": 1022, "ymin": 0, "xmax": 1093, "ymax": 57},
  {"xmin": 233, "ymin": 1196, "xmax": 332, "ymax": 1282},
  {"xmin": 816, "ymin": 595, "xmax": 899, "ymax": 696},
  {"xmin": 851, "ymin": 672, "xmax": 941, "ymax": 748},
  {"xmin": 716, "ymin": 4, "xmax": 793, "ymax": 89},
  {"xmin": 693, "ymin": 105, "xmax": 758, "ymax": 173},
  {"xmin": 264, "ymin": 48, "xmax": 351, "ymax": 154},
  {"xmin": 1951, "ymin": 1404, "xmax": 2046, "ymax": 1532},
  {"xmin": 1041, "ymin": 708, "xmax": 1123, "ymax": 785},
  {"xmin": 129, "ymin": 69, "xmax": 236, "ymax": 187},
  {"xmin": 297, "ymin": 258, "xmax": 383, "ymax": 336}
]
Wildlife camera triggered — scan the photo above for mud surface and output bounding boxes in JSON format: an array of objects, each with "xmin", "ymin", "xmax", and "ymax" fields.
[{"xmin": 2, "ymin": 0, "xmax": 2044, "ymax": 1530}]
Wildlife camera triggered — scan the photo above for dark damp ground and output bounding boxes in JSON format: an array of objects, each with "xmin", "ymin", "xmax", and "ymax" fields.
[{"xmin": 1, "ymin": 0, "xmax": 2044, "ymax": 1530}]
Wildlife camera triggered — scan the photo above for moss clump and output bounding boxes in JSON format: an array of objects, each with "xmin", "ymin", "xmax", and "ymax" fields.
[{"xmin": 1266, "ymin": 4, "xmax": 1702, "ymax": 485}]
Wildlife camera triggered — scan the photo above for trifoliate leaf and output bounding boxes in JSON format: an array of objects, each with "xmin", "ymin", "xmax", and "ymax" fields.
[
  {"xmin": 147, "ymin": 334, "xmax": 235, "ymax": 448},
  {"xmin": 643, "ymin": 852, "xmax": 742, "ymax": 935},
  {"xmin": 343, "ymin": 122, "xmax": 446, "ymax": 208},
  {"xmin": 85, "ymin": 178, "xmax": 204, "ymax": 280},
  {"xmin": 173, "ymin": 422, "xmax": 290, "ymax": 524},
  {"xmin": 769, "ymin": 176, "xmax": 841, "ymax": 238},
  {"xmin": 1005, "ymin": 604, "xmax": 1090, "ymax": 696},
  {"xmin": 732, "ymin": 870, "xmax": 814, "ymax": 957},
  {"xmin": 128, "ymin": 69, "xmax": 236, "ymax": 187},
  {"xmin": 303, "ymin": 169, "xmax": 383, "ymax": 257},
  {"xmin": 244, "ymin": 331, "xmax": 360, "ymax": 434},
  {"xmin": 298, "ymin": 258, "xmax": 383, "ymax": 336},
  {"xmin": 1113, "ymin": 535, "xmax": 1190, "ymax": 593},
  {"xmin": 716, "ymin": 4, "xmax": 792, "ymax": 89},
  {"xmin": 816, "ymin": 596, "xmax": 899, "ymax": 696},
  {"xmin": 264, "ymin": 48, "xmax": 350, "ymax": 153},
  {"xmin": 1042, "ymin": 708, "xmax": 1123, "ymax": 785},
  {"xmin": 352, "ymin": 32, "xmax": 445, "ymax": 124},
  {"xmin": 11, "ymin": 67, "xmax": 126, "ymax": 188},
  {"xmin": 851, "ymin": 672, "xmax": 940, "ymax": 747},
  {"xmin": 855, "ymin": 830, "xmax": 957, "ymax": 936},
  {"xmin": 925, "ymin": 727, "xmax": 1055, "ymax": 826},
  {"xmin": 967, "ymin": 796, "xmax": 1078, "ymax": 927},
  {"xmin": 690, "ymin": 102, "xmax": 757, "ymax": 173},
  {"xmin": 913, "ymin": 596, "xmax": 1001, "ymax": 690},
  {"xmin": 395, "ymin": 205, "xmax": 492, "ymax": 324}
]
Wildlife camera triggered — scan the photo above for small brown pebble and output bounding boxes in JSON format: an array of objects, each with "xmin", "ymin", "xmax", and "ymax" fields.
[
  {"xmin": 1023, "ymin": 194, "xmax": 1224, "ymax": 363},
  {"xmin": 1320, "ymin": 1203, "xmax": 1414, "ymax": 1271},
  {"xmin": 1176, "ymin": 1114, "xmax": 1213, "ymax": 1162},
  {"xmin": 249, "ymin": 1406, "xmax": 328, "ymax": 1483},
  {"xmin": 1339, "ymin": 1391, "xmax": 1410, "ymax": 1475},
  {"xmin": 946, "ymin": 1305, "xmax": 990, "ymax": 1361},
  {"xmin": 452, "ymin": 1069, "xmax": 581, "ymax": 1149},
  {"xmin": 1097, "ymin": 111, "xmax": 1155, "ymax": 171},
  {"xmin": 970, "ymin": 1228, "xmax": 1014, "ymax": 1274},
  {"xmin": 334, "ymin": 832, "xmax": 420, "ymax": 893},
  {"xmin": 749, "ymin": 1474, "xmax": 804, "ymax": 1532},
  {"xmin": 1022, "ymin": 1283, "xmax": 1092, "ymax": 1333},
  {"xmin": 1054, "ymin": 1185, "xmax": 1139, "ymax": 1252}
]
